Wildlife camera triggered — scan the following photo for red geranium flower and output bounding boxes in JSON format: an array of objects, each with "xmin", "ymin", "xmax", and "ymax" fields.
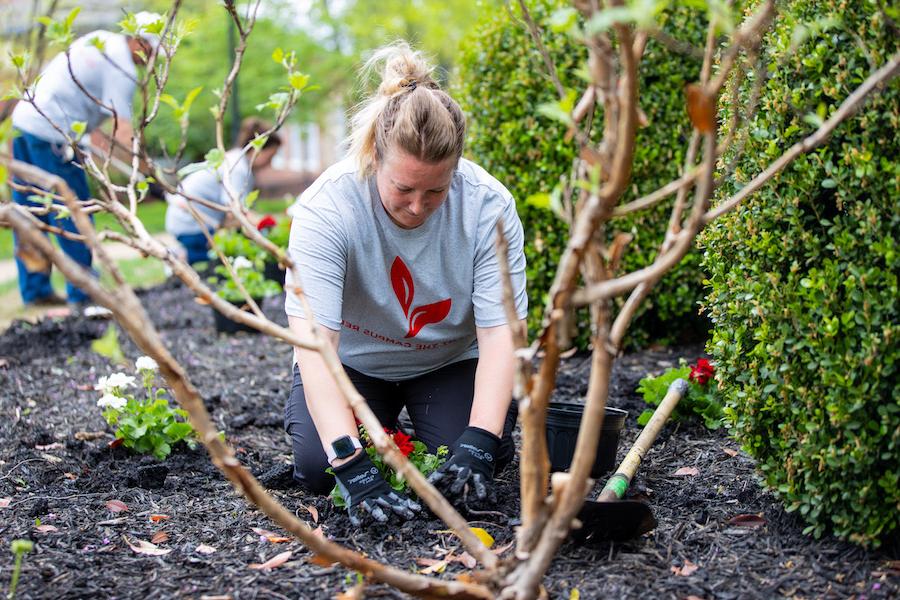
[
  {"xmin": 689, "ymin": 358, "xmax": 715, "ymax": 385},
  {"xmin": 391, "ymin": 430, "xmax": 415, "ymax": 457},
  {"xmin": 256, "ymin": 215, "xmax": 277, "ymax": 231}
]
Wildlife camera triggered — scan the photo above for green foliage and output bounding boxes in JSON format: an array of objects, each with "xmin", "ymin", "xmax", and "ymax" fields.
[
  {"xmin": 329, "ymin": 426, "xmax": 448, "ymax": 508},
  {"xmin": 636, "ymin": 360, "xmax": 723, "ymax": 429},
  {"xmin": 212, "ymin": 228, "xmax": 267, "ymax": 263},
  {"xmin": 700, "ymin": 0, "xmax": 899, "ymax": 547},
  {"xmin": 264, "ymin": 218, "xmax": 291, "ymax": 249},
  {"xmin": 143, "ymin": 4, "xmax": 346, "ymax": 161},
  {"xmin": 210, "ymin": 258, "xmax": 282, "ymax": 303},
  {"xmin": 8, "ymin": 538, "xmax": 34, "ymax": 600},
  {"xmin": 97, "ymin": 359, "xmax": 196, "ymax": 460},
  {"xmin": 36, "ymin": 7, "xmax": 81, "ymax": 47},
  {"xmin": 455, "ymin": 0, "xmax": 708, "ymax": 349},
  {"xmin": 91, "ymin": 324, "xmax": 126, "ymax": 366}
]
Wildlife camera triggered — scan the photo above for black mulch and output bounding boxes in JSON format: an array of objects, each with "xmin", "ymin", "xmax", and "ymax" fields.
[{"xmin": 0, "ymin": 280, "xmax": 897, "ymax": 599}]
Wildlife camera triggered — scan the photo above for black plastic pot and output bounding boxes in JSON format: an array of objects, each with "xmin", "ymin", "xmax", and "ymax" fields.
[
  {"xmin": 263, "ymin": 260, "xmax": 283, "ymax": 284},
  {"xmin": 546, "ymin": 402, "xmax": 628, "ymax": 478},
  {"xmin": 211, "ymin": 299, "xmax": 262, "ymax": 334}
]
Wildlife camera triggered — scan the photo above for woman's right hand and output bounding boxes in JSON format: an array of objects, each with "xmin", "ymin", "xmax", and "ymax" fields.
[{"xmin": 333, "ymin": 453, "xmax": 422, "ymax": 526}]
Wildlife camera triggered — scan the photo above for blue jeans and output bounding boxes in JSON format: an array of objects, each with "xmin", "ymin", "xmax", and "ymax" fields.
[
  {"xmin": 176, "ymin": 231, "xmax": 213, "ymax": 265},
  {"xmin": 11, "ymin": 131, "xmax": 94, "ymax": 304}
]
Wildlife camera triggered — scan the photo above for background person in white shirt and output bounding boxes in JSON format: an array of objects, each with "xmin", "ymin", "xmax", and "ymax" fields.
[
  {"xmin": 164, "ymin": 117, "xmax": 281, "ymax": 264},
  {"xmin": 10, "ymin": 12, "xmax": 162, "ymax": 307}
]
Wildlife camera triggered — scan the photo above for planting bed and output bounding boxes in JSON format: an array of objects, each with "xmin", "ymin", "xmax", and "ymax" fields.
[{"xmin": 0, "ymin": 280, "xmax": 896, "ymax": 598}]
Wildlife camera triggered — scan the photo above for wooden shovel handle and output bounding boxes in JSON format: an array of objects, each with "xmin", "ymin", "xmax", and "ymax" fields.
[{"xmin": 596, "ymin": 378, "xmax": 688, "ymax": 502}]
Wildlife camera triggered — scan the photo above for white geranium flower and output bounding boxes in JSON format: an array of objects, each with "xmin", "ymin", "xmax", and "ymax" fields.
[
  {"xmin": 97, "ymin": 394, "xmax": 127, "ymax": 410},
  {"xmin": 232, "ymin": 256, "xmax": 253, "ymax": 271},
  {"xmin": 135, "ymin": 356, "xmax": 158, "ymax": 372},
  {"xmin": 96, "ymin": 372, "xmax": 137, "ymax": 394},
  {"xmin": 94, "ymin": 375, "xmax": 109, "ymax": 392}
]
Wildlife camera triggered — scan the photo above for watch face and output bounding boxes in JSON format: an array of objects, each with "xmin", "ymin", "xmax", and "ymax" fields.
[{"xmin": 332, "ymin": 436, "xmax": 356, "ymax": 458}]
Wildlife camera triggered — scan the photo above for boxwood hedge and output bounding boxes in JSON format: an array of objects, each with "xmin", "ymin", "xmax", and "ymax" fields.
[
  {"xmin": 701, "ymin": 0, "xmax": 899, "ymax": 547},
  {"xmin": 455, "ymin": 0, "xmax": 707, "ymax": 348}
]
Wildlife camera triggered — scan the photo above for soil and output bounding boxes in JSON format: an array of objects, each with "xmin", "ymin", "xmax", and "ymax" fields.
[{"xmin": 0, "ymin": 280, "xmax": 897, "ymax": 599}]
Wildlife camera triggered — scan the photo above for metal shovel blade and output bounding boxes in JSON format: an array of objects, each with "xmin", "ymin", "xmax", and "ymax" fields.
[{"xmin": 573, "ymin": 498, "xmax": 657, "ymax": 542}]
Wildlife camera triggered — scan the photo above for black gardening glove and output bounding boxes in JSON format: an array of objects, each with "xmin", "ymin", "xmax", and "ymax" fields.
[
  {"xmin": 333, "ymin": 452, "xmax": 422, "ymax": 526},
  {"xmin": 428, "ymin": 426, "xmax": 500, "ymax": 503}
]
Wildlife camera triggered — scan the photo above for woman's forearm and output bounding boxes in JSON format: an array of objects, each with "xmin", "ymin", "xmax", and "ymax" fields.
[
  {"xmin": 470, "ymin": 322, "xmax": 520, "ymax": 436},
  {"xmin": 289, "ymin": 316, "xmax": 359, "ymax": 463}
]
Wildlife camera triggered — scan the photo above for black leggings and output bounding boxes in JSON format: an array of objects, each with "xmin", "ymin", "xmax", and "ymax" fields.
[{"xmin": 284, "ymin": 358, "xmax": 518, "ymax": 494}]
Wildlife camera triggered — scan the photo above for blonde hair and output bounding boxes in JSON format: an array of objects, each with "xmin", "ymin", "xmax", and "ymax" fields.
[{"xmin": 347, "ymin": 41, "xmax": 466, "ymax": 176}]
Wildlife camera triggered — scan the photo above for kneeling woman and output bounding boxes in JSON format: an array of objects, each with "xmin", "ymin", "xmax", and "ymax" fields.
[{"xmin": 283, "ymin": 43, "xmax": 527, "ymax": 525}]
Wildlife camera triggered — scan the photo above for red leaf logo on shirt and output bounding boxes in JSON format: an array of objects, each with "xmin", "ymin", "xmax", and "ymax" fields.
[
  {"xmin": 406, "ymin": 299, "xmax": 452, "ymax": 338},
  {"xmin": 390, "ymin": 256, "xmax": 451, "ymax": 338}
]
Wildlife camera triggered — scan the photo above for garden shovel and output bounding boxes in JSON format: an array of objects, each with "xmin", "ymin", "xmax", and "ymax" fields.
[{"xmin": 575, "ymin": 378, "xmax": 688, "ymax": 542}]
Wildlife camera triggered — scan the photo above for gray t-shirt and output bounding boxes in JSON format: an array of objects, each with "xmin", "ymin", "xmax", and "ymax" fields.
[
  {"xmin": 12, "ymin": 31, "xmax": 136, "ymax": 143},
  {"xmin": 285, "ymin": 157, "xmax": 527, "ymax": 381},
  {"xmin": 165, "ymin": 149, "xmax": 254, "ymax": 236}
]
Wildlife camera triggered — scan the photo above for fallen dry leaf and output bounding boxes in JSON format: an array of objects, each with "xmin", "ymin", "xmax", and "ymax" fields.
[
  {"xmin": 35, "ymin": 524, "xmax": 59, "ymax": 533},
  {"xmin": 722, "ymin": 448, "xmax": 739, "ymax": 457},
  {"xmin": 40, "ymin": 453, "xmax": 63, "ymax": 464},
  {"xmin": 108, "ymin": 438, "xmax": 124, "ymax": 449},
  {"xmin": 75, "ymin": 384, "xmax": 95, "ymax": 391},
  {"xmin": 74, "ymin": 431, "xmax": 106, "ymax": 441},
  {"xmin": 151, "ymin": 531, "xmax": 169, "ymax": 544},
  {"xmin": 304, "ymin": 504, "xmax": 319, "ymax": 524},
  {"xmin": 685, "ymin": 83, "xmax": 716, "ymax": 133},
  {"xmin": 64, "ymin": 473, "xmax": 77, "ymax": 480},
  {"xmin": 454, "ymin": 551, "xmax": 477, "ymax": 569},
  {"xmin": 685, "ymin": 596, "xmax": 706, "ymax": 600},
  {"xmin": 196, "ymin": 543, "xmax": 217, "ymax": 554},
  {"xmin": 469, "ymin": 527, "xmax": 494, "ymax": 548},
  {"xmin": 311, "ymin": 525, "xmax": 324, "ymax": 538},
  {"xmin": 249, "ymin": 550, "xmax": 292, "ymax": 570},
  {"xmin": 727, "ymin": 514, "xmax": 767, "ymax": 529},
  {"xmin": 671, "ymin": 559, "xmax": 700, "ymax": 577},
  {"xmin": 125, "ymin": 536, "xmax": 172, "ymax": 556},
  {"xmin": 149, "ymin": 514, "xmax": 170, "ymax": 523},
  {"xmin": 105, "ymin": 499, "xmax": 128, "ymax": 513},
  {"xmin": 673, "ymin": 466, "xmax": 700, "ymax": 477},
  {"xmin": 417, "ymin": 558, "xmax": 449, "ymax": 575},
  {"xmin": 335, "ymin": 582, "xmax": 365, "ymax": 600},
  {"xmin": 252, "ymin": 527, "xmax": 291, "ymax": 543},
  {"xmin": 455, "ymin": 573, "xmax": 477, "ymax": 584},
  {"xmin": 0, "ymin": 497, "xmax": 11, "ymax": 508},
  {"xmin": 492, "ymin": 541, "xmax": 514, "ymax": 556},
  {"xmin": 308, "ymin": 553, "xmax": 337, "ymax": 568},
  {"xmin": 35, "ymin": 442, "xmax": 64, "ymax": 451}
]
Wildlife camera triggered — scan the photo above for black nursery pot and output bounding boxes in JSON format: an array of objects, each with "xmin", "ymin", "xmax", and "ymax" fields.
[
  {"xmin": 211, "ymin": 299, "xmax": 263, "ymax": 334},
  {"xmin": 263, "ymin": 260, "xmax": 283, "ymax": 284},
  {"xmin": 545, "ymin": 402, "xmax": 628, "ymax": 478}
]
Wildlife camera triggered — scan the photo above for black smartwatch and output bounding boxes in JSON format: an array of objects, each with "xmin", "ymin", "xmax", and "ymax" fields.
[{"xmin": 326, "ymin": 435, "xmax": 362, "ymax": 464}]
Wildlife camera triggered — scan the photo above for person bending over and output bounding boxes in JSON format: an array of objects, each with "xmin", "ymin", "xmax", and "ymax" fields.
[
  {"xmin": 164, "ymin": 117, "xmax": 281, "ymax": 265},
  {"xmin": 283, "ymin": 42, "xmax": 527, "ymax": 525}
]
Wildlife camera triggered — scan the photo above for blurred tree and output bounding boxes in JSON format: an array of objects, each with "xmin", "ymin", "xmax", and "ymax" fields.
[
  {"xmin": 309, "ymin": 0, "xmax": 500, "ymax": 81},
  {"xmin": 143, "ymin": 0, "xmax": 349, "ymax": 161}
]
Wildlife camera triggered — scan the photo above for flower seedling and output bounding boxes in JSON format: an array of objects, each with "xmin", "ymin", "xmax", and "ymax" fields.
[
  {"xmin": 637, "ymin": 358, "xmax": 723, "ymax": 429},
  {"xmin": 97, "ymin": 356, "xmax": 196, "ymax": 460},
  {"xmin": 329, "ymin": 425, "xmax": 448, "ymax": 508},
  {"xmin": 7, "ymin": 539, "xmax": 33, "ymax": 599}
]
